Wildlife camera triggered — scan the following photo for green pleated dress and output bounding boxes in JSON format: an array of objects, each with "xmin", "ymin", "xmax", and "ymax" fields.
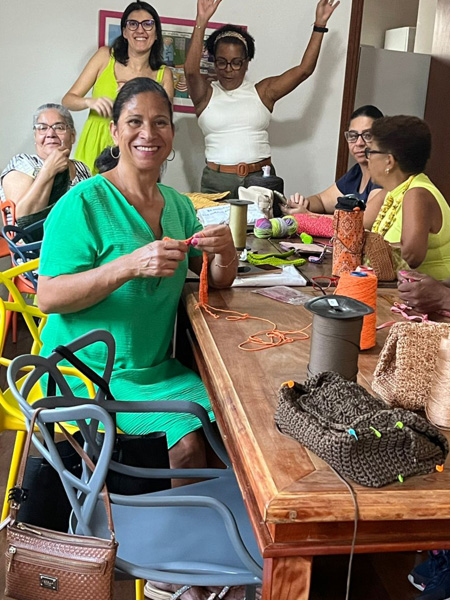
[{"xmin": 39, "ymin": 176, "xmax": 214, "ymax": 448}]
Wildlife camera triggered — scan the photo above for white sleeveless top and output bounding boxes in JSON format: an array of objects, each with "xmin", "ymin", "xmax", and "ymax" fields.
[{"xmin": 198, "ymin": 80, "xmax": 271, "ymax": 165}]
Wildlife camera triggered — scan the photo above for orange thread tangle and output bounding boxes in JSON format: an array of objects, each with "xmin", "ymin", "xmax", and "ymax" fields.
[{"xmin": 196, "ymin": 304, "xmax": 311, "ymax": 351}]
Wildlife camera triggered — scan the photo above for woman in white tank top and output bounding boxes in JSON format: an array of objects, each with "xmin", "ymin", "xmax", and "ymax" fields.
[{"xmin": 184, "ymin": 0, "xmax": 339, "ymax": 197}]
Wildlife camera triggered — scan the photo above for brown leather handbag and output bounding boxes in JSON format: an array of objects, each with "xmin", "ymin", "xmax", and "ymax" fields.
[{"xmin": 3, "ymin": 409, "xmax": 118, "ymax": 600}]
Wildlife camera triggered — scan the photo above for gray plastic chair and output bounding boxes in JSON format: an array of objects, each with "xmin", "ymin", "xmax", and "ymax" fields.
[{"xmin": 7, "ymin": 330, "xmax": 263, "ymax": 598}]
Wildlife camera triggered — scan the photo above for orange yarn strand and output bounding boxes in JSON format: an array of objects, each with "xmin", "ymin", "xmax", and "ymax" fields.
[
  {"xmin": 335, "ymin": 272, "xmax": 378, "ymax": 350},
  {"xmin": 165, "ymin": 235, "xmax": 311, "ymax": 351},
  {"xmin": 196, "ymin": 304, "xmax": 311, "ymax": 351},
  {"xmin": 198, "ymin": 251, "xmax": 209, "ymax": 308}
]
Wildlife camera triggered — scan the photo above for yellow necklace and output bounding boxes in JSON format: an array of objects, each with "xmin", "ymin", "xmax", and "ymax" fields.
[{"xmin": 372, "ymin": 176, "xmax": 415, "ymax": 237}]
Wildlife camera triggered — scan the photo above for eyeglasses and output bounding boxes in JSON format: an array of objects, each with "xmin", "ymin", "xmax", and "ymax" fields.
[
  {"xmin": 344, "ymin": 130, "xmax": 373, "ymax": 143},
  {"xmin": 311, "ymin": 276, "xmax": 340, "ymax": 294},
  {"xmin": 33, "ymin": 123, "xmax": 70, "ymax": 134},
  {"xmin": 364, "ymin": 148, "xmax": 391, "ymax": 160},
  {"xmin": 125, "ymin": 19, "xmax": 155, "ymax": 31},
  {"xmin": 214, "ymin": 58, "xmax": 246, "ymax": 71}
]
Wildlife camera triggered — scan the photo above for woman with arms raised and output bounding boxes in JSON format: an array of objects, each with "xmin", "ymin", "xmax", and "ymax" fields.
[
  {"xmin": 38, "ymin": 77, "xmax": 236, "ymax": 473},
  {"xmin": 62, "ymin": 1, "xmax": 174, "ymax": 174},
  {"xmin": 0, "ymin": 103, "xmax": 90, "ymax": 235},
  {"xmin": 365, "ymin": 115, "xmax": 450, "ymax": 279},
  {"xmin": 184, "ymin": 0, "xmax": 339, "ymax": 196},
  {"xmin": 282, "ymin": 105, "xmax": 384, "ymax": 215}
]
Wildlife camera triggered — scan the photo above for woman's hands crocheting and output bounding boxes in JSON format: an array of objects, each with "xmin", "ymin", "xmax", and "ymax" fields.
[
  {"xmin": 191, "ymin": 225, "xmax": 237, "ymax": 288},
  {"xmin": 132, "ymin": 239, "xmax": 189, "ymax": 278},
  {"xmin": 398, "ymin": 272, "xmax": 450, "ymax": 314},
  {"xmin": 192, "ymin": 225, "xmax": 235, "ymax": 259}
]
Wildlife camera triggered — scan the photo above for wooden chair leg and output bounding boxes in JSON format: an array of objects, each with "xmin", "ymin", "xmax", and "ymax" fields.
[
  {"xmin": 135, "ymin": 579, "xmax": 145, "ymax": 600},
  {"xmin": 1, "ymin": 430, "xmax": 26, "ymax": 521}
]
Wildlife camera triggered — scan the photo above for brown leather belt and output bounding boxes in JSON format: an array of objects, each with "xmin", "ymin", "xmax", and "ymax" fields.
[{"xmin": 206, "ymin": 158, "xmax": 271, "ymax": 177}]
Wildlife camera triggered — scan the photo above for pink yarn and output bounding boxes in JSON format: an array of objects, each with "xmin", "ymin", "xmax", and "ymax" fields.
[
  {"xmin": 254, "ymin": 218, "xmax": 272, "ymax": 230},
  {"xmin": 292, "ymin": 214, "xmax": 333, "ymax": 238}
]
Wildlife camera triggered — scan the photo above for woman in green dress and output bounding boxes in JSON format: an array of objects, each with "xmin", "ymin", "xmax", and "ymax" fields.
[
  {"xmin": 62, "ymin": 1, "xmax": 174, "ymax": 174},
  {"xmin": 38, "ymin": 77, "xmax": 237, "ymax": 472}
]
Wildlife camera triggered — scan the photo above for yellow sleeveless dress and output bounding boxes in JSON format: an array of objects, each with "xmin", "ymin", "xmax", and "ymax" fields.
[
  {"xmin": 372, "ymin": 173, "xmax": 450, "ymax": 280},
  {"xmin": 74, "ymin": 54, "xmax": 166, "ymax": 174}
]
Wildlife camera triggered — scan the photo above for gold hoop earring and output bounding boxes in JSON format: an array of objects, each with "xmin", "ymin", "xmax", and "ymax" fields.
[
  {"xmin": 110, "ymin": 146, "xmax": 120, "ymax": 159},
  {"xmin": 167, "ymin": 149, "xmax": 175, "ymax": 162}
]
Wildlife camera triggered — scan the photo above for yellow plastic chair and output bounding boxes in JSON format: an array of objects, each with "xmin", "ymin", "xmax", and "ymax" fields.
[{"xmin": 0, "ymin": 259, "xmax": 95, "ymax": 521}]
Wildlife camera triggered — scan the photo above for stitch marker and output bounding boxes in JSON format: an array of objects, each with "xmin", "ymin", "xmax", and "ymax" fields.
[
  {"xmin": 436, "ymin": 464, "xmax": 445, "ymax": 473},
  {"xmin": 395, "ymin": 421, "xmax": 404, "ymax": 429},
  {"xmin": 348, "ymin": 428, "xmax": 358, "ymax": 440},
  {"xmin": 369, "ymin": 426, "xmax": 382, "ymax": 438},
  {"xmin": 398, "ymin": 474, "xmax": 404, "ymax": 483}
]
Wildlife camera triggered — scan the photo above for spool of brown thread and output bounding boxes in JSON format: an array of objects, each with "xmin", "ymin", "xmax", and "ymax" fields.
[
  {"xmin": 426, "ymin": 336, "xmax": 450, "ymax": 430},
  {"xmin": 304, "ymin": 295, "xmax": 374, "ymax": 381}
]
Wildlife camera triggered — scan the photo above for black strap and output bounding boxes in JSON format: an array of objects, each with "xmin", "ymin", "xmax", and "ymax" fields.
[
  {"xmin": 53, "ymin": 345, "xmax": 115, "ymax": 400},
  {"xmin": 52, "ymin": 344, "xmax": 118, "ymax": 430}
]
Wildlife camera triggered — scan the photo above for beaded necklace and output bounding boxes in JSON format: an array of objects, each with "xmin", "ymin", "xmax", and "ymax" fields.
[{"xmin": 372, "ymin": 175, "xmax": 415, "ymax": 237}]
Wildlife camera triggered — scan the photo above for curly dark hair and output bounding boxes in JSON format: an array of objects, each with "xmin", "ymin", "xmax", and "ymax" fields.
[
  {"xmin": 205, "ymin": 25, "xmax": 255, "ymax": 60},
  {"xmin": 111, "ymin": 2, "xmax": 163, "ymax": 70},
  {"xmin": 371, "ymin": 115, "xmax": 432, "ymax": 175}
]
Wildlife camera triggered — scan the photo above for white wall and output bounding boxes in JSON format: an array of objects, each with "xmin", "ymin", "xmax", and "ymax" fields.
[
  {"xmin": 0, "ymin": 0, "xmax": 352, "ymax": 197},
  {"xmin": 355, "ymin": 46, "xmax": 431, "ymax": 118},
  {"xmin": 361, "ymin": 0, "xmax": 419, "ymax": 49},
  {"xmin": 414, "ymin": 0, "xmax": 437, "ymax": 54}
]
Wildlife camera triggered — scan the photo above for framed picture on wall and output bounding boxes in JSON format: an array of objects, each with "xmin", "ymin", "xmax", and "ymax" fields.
[{"xmin": 98, "ymin": 11, "xmax": 235, "ymax": 113}]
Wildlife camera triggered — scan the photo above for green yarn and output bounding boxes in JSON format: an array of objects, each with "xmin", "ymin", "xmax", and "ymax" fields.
[
  {"xmin": 247, "ymin": 249, "xmax": 306, "ymax": 267},
  {"xmin": 300, "ymin": 232, "xmax": 313, "ymax": 244}
]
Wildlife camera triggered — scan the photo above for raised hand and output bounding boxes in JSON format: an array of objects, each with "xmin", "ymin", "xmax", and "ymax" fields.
[
  {"xmin": 132, "ymin": 239, "xmax": 189, "ymax": 278},
  {"xmin": 87, "ymin": 96, "xmax": 114, "ymax": 118},
  {"xmin": 315, "ymin": 0, "xmax": 340, "ymax": 26},
  {"xmin": 196, "ymin": 0, "xmax": 223, "ymax": 27}
]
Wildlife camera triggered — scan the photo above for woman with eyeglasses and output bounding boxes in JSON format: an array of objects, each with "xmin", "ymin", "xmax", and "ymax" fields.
[
  {"xmin": 364, "ymin": 115, "xmax": 450, "ymax": 279},
  {"xmin": 184, "ymin": 0, "xmax": 339, "ymax": 197},
  {"xmin": 0, "ymin": 103, "xmax": 91, "ymax": 235},
  {"xmin": 282, "ymin": 105, "xmax": 384, "ymax": 216},
  {"xmin": 62, "ymin": 1, "xmax": 174, "ymax": 174}
]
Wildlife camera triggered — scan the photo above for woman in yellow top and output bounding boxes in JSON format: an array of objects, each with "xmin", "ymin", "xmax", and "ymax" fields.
[
  {"xmin": 62, "ymin": 1, "xmax": 174, "ymax": 174},
  {"xmin": 364, "ymin": 115, "xmax": 450, "ymax": 280}
]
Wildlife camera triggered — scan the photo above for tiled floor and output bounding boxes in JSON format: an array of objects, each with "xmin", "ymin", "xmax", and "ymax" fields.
[{"xmin": 0, "ymin": 322, "xmax": 422, "ymax": 599}]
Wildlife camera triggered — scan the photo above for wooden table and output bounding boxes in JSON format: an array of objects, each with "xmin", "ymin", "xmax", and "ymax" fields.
[
  {"xmin": 247, "ymin": 234, "xmax": 397, "ymax": 288},
  {"xmin": 182, "ymin": 284, "xmax": 450, "ymax": 600}
]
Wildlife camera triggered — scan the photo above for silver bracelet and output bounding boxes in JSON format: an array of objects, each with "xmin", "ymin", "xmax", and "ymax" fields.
[{"xmin": 215, "ymin": 253, "xmax": 237, "ymax": 268}]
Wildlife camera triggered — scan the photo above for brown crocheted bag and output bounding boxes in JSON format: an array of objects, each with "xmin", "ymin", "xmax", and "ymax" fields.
[
  {"xmin": 372, "ymin": 322, "xmax": 450, "ymax": 410},
  {"xmin": 362, "ymin": 231, "xmax": 396, "ymax": 281},
  {"xmin": 275, "ymin": 372, "xmax": 448, "ymax": 488}
]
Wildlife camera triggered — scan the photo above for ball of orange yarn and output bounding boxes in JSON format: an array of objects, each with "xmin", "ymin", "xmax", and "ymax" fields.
[{"xmin": 335, "ymin": 272, "xmax": 378, "ymax": 350}]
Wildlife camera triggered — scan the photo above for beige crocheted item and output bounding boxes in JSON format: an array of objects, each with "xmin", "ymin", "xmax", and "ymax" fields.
[
  {"xmin": 363, "ymin": 231, "xmax": 396, "ymax": 281},
  {"xmin": 373, "ymin": 321, "xmax": 450, "ymax": 410},
  {"xmin": 183, "ymin": 191, "xmax": 230, "ymax": 210}
]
